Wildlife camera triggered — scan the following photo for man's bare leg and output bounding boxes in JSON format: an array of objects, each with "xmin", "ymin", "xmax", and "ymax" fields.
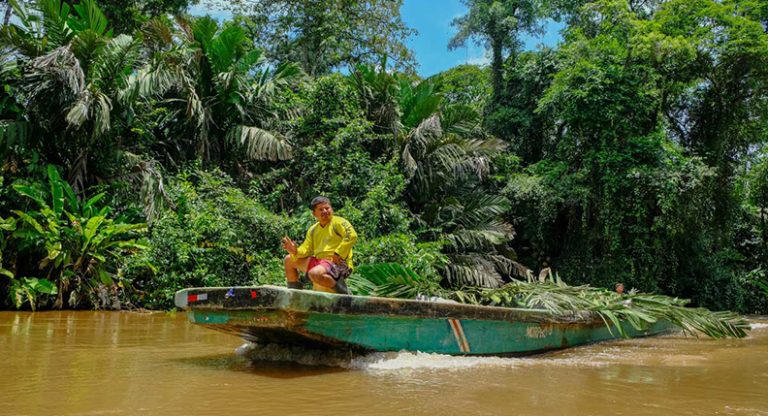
[
  {"xmin": 307, "ymin": 265, "xmax": 336, "ymax": 291},
  {"xmin": 284, "ymin": 255, "xmax": 310, "ymax": 288}
]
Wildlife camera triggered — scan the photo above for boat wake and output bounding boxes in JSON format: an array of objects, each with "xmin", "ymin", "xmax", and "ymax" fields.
[
  {"xmin": 234, "ymin": 342, "xmax": 609, "ymax": 371},
  {"xmin": 236, "ymin": 342, "xmax": 529, "ymax": 370},
  {"xmin": 348, "ymin": 351, "xmax": 528, "ymax": 371},
  {"xmin": 231, "ymin": 320, "xmax": 768, "ymax": 372}
]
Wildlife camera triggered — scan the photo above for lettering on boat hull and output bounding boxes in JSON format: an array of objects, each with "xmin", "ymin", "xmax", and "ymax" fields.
[{"xmin": 526, "ymin": 326, "xmax": 553, "ymax": 339}]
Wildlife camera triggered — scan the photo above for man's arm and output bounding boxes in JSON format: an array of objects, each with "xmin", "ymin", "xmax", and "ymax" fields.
[
  {"xmin": 333, "ymin": 219, "xmax": 357, "ymax": 261},
  {"xmin": 289, "ymin": 227, "xmax": 313, "ymax": 261}
]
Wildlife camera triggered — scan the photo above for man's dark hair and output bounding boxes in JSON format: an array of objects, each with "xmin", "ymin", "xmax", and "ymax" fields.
[{"xmin": 310, "ymin": 196, "xmax": 331, "ymax": 210}]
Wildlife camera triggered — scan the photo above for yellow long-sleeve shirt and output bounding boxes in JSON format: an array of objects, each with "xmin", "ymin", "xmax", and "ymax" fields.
[{"xmin": 292, "ymin": 216, "xmax": 358, "ymax": 267}]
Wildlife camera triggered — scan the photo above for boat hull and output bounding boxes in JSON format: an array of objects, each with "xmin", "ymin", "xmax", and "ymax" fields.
[{"xmin": 175, "ymin": 286, "xmax": 673, "ymax": 356}]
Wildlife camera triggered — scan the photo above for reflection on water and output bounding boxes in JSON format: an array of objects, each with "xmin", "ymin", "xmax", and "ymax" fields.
[{"xmin": 1, "ymin": 311, "xmax": 767, "ymax": 416}]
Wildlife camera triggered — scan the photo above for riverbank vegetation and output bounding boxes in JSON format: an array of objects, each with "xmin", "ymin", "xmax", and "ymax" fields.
[{"xmin": 0, "ymin": 0, "xmax": 766, "ymax": 315}]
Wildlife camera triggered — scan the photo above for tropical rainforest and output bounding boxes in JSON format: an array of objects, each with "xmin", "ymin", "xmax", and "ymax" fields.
[{"xmin": 0, "ymin": 0, "xmax": 766, "ymax": 314}]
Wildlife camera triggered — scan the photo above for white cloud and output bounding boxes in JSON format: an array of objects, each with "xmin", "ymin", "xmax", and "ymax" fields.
[
  {"xmin": 189, "ymin": 4, "xmax": 232, "ymax": 21},
  {"xmin": 464, "ymin": 45, "xmax": 490, "ymax": 66}
]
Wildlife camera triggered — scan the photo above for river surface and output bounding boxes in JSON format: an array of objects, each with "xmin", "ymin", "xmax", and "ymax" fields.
[{"xmin": 1, "ymin": 311, "xmax": 767, "ymax": 416}]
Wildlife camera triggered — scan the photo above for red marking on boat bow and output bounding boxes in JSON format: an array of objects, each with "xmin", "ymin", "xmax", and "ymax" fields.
[{"xmin": 187, "ymin": 293, "xmax": 208, "ymax": 302}]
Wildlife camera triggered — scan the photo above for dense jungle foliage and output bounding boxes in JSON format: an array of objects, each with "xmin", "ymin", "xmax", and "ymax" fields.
[{"xmin": 0, "ymin": 0, "xmax": 766, "ymax": 313}]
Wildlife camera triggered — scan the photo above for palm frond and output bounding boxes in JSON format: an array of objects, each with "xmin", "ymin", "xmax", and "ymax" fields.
[
  {"xmin": 208, "ymin": 24, "xmax": 248, "ymax": 75},
  {"xmin": 450, "ymin": 194, "xmax": 511, "ymax": 228},
  {"xmin": 399, "ymin": 79, "xmax": 442, "ymax": 129},
  {"xmin": 69, "ymin": 29, "xmax": 105, "ymax": 71},
  {"xmin": 66, "ymin": 88, "xmax": 112, "ymax": 135},
  {"xmin": 445, "ymin": 223, "xmax": 511, "ymax": 251},
  {"xmin": 121, "ymin": 154, "xmax": 174, "ymax": 222},
  {"xmin": 1, "ymin": 0, "xmax": 46, "ymax": 56},
  {"xmin": 460, "ymin": 136, "xmax": 507, "ymax": 155},
  {"xmin": 351, "ymin": 261, "xmax": 749, "ymax": 340},
  {"xmin": 140, "ymin": 18, "xmax": 173, "ymax": 52},
  {"xmin": 252, "ymin": 61, "xmax": 302, "ymax": 99},
  {"xmin": 41, "ymin": 0, "xmax": 74, "ymax": 48},
  {"xmin": 443, "ymin": 261, "xmax": 504, "ymax": 288},
  {"xmin": 428, "ymin": 141, "xmax": 466, "ymax": 172},
  {"xmin": 230, "ymin": 125, "xmax": 293, "ymax": 161},
  {"xmin": 121, "ymin": 50, "xmax": 186, "ymax": 102},
  {"xmin": 351, "ymin": 263, "xmax": 426, "ymax": 298},
  {"xmin": 402, "ymin": 114, "xmax": 442, "ymax": 177},
  {"xmin": 24, "ymin": 46, "xmax": 85, "ymax": 108},
  {"xmin": 488, "ymin": 255, "xmax": 531, "ymax": 279},
  {"xmin": 351, "ymin": 64, "xmax": 402, "ymax": 134},
  {"xmin": 460, "ymin": 280, "xmax": 750, "ymax": 339},
  {"xmin": 441, "ymin": 103, "xmax": 481, "ymax": 135},
  {"xmin": 182, "ymin": 74, "xmax": 204, "ymax": 127},
  {"xmin": 68, "ymin": 0, "xmax": 110, "ymax": 37},
  {"xmin": 90, "ymin": 34, "xmax": 140, "ymax": 92}
]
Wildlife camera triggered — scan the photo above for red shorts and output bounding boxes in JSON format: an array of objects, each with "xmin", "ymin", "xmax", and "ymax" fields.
[{"xmin": 307, "ymin": 257, "xmax": 333, "ymax": 273}]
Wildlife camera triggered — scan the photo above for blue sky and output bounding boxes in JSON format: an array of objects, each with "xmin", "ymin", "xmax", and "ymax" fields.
[
  {"xmin": 401, "ymin": 0, "xmax": 562, "ymax": 76},
  {"xmin": 191, "ymin": 0, "xmax": 563, "ymax": 77}
]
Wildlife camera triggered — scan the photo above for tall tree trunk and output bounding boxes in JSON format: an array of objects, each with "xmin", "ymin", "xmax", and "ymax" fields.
[
  {"xmin": 490, "ymin": 35, "xmax": 504, "ymax": 103},
  {"xmin": 484, "ymin": 15, "xmax": 504, "ymax": 103},
  {"xmin": 762, "ymin": 208, "xmax": 768, "ymax": 256},
  {"xmin": 3, "ymin": 0, "xmax": 12, "ymax": 27}
]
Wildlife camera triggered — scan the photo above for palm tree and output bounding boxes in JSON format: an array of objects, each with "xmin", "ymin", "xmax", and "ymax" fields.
[
  {"xmin": 352, "ymin": 65, "xmax": 524, "ymax": 288},
  {"xmin": 125, "ymin": 16, "xmax": 302, "ymax": 171},
  {"xmin": 1, "ymin": 0, "xmax": 140, "ymax": 191}
]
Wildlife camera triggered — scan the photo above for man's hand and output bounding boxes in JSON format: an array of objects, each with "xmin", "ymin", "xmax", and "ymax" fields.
[
  {"xmin": 281, "ymin": 236, "xmax": 298, "ymax": 255},
  {"xmin": 332, "ymin": 253, "xmax": 343, "ymax": 265}
]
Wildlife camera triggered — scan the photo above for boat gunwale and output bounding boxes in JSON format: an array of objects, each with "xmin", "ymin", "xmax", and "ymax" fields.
[{"xmin": 175, "ymin": 285, "xmax": 601, "ymax": 325}]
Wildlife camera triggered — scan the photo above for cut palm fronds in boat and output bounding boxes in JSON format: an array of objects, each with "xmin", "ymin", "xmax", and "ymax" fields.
[{"xmin": 351, "ymin": 263, "xmax": 750, "ymax": 339}]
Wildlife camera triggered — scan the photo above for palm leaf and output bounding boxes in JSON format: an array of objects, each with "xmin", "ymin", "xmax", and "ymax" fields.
[
  {"xmin": 24, "ymin": 46, "xmax": 85, "ymax": 124},
  {"xmin": 230, "ymin": 125, "xmax": 293, "ymax": 161},
  {"xmin": 443, "ymin": 261, "xmax": 504, "ymax": 288},
  {"xmin": 441, "ymin": 103, "xmax": 481, "ymax": 135},
  {"xmin": 457, "ymin": 280, "xmax": 750, "ymax": 339},
  {"xmin": 90, "ymin": 34, "xmax": 140, "ymax": 92},
  {"xmin": 140, "ymin": 18, "xmax": 173, "ymax": 51},
  {"xmin": 66, "ymin": 88, "xmax": 112, "ymax": 135},
  {"xmin": 352, "ymin": 263, "xmax": 427, "ymax": 298},
  {"xmin": 40, "ymin": 0, "xmax": 73, "ymax": 48},
  {"xmin": 399, "ymin": 79, "xmax": 442, "ymax": 129},
  {"xmin": 68, "ymin": 0, "xmax": 110, "ymax": 37}
]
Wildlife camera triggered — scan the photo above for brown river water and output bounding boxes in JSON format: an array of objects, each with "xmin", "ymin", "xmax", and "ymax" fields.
[{"xmin": 1, "ymin": 311, "xmax": 767, "ymax": 416}]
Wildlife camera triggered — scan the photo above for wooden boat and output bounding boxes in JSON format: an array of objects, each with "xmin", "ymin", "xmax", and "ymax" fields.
[{"xmin": 174, "ymin": 285, "xmax": 673, "ymax": 356}]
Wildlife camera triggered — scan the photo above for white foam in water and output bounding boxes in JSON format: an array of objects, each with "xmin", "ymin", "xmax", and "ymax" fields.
[
  {"xmin": 348, "ymin": 351, "xmax": 526, "ymax": 371},
  {"xmin": 235, "ymin": 342, "xmax": 531, "ymax": 370},
  {"xmin": 235, "ymin": 342, "xmax": 612, "ymax": 371},
  {"xmin": 750, "ymin": 323, "xmax": 768, "ymax": 330}
]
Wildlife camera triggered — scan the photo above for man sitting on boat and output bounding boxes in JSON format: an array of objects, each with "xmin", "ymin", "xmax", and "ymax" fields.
[{"xmin": 281, "ymin": 196, "xmax": 357, "ymax": 294}]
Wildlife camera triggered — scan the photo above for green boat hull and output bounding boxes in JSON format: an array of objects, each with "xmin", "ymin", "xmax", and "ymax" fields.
[{"xmin": 175, "ymin": 286, "xmax": 674, "ymax": 356}]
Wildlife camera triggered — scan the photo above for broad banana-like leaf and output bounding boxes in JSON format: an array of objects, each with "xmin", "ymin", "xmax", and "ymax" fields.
[
  {"xmin": 12, "ymin": 183, "xmax": 47, "ymax": 208},
  {"xmin": 82, "ymin": 215, "xmax": 106, "ymax": 249},
  {"xmin": 12, "ymin": 210, "xmax": 45, "ymax": 234},
  {"xmin": 47, "ymin": 165, "xmax": 64, "ymax": 216}
]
